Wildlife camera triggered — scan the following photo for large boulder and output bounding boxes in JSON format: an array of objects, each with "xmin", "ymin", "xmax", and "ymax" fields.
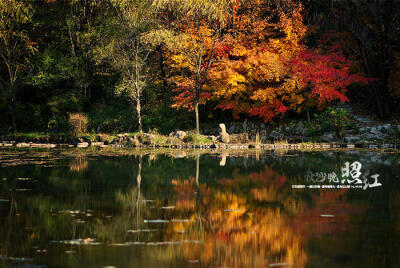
[
  {"xmin": 230, "ymin": 133, "xmax": 249, "ymax": 143},
  {"xmin": 382, "ymin": 124, "xmax": 392, "ymax": 133},
  {"xmin": 76, "ymin": 142, "xmax": 89, "ymax": 148},
  {"xmin": 369, "ymin": 127, "xmax": 381, "ymax": 135},
  {"xmin": 269, "ymin": 131, "xmax": 283, "ymax": 141},
  {"xmin": 322, "ymin": 132, "xmax": 336, "ymax": 142},
  {"xmin": 344, "ymin": 136, "xmax": 361, "ymax": 143},
  {"xmin": 218, "ymin": 123, "xmax": 230, "ymax": 143},
  {"xmin": 16, "ymin": 143, "xmax": 30, "ymax": 148},
  {"xmin": 174, "ymin": 130, "xmax": 187, "ymax": 140},
  {"xmin": 293, "ymin": 121, "xmax": 305, "ymax": 135}
]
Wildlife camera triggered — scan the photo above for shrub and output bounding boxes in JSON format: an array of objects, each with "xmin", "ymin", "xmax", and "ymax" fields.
[
  {"xmin": 68, "ymin": 113, "xmax": 88, "ymax": 136},
  {"xmin": 314, "ymin": 107, "xmax": 352, "ymax": 138},
  {"xmin": 184, "ymin": 131, "xmax": 212, "ymax": 144}
]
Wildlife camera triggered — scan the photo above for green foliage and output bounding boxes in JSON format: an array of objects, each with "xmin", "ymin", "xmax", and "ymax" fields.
[
  {"xmin": 184, "ymin": 131, "xmax": 212, "ymax": 144},
  {"xmin": 88, "ymin": 99, "xmax": 135, "ymax": 133},
  {"xmin": 47, "ymin": 92, "xmax": 85, "ymax": 132},
  {"xmin": 142, "ymin": 105, "xmax": 193, "ymax": 134},
  {"xmin": 0, "ymin": 0, "xmax": 388, "ymax": 135},
  {"xmin": 29, "ymin": 50, "xmax": 84, "ymax": 88},
  {"xmin": 313, "ymin": 107, "xmax": 352, "ymax": 138}
]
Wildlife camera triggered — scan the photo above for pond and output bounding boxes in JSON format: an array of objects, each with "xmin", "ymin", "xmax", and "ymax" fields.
[{"xmin": 0, "ymin": 150, "xmax": 399, "ymax": 268}]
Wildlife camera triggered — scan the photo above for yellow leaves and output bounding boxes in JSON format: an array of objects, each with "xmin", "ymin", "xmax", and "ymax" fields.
[
  {"xmin": 279, "ymin": 7, "xmax": 307, "ymax": 44},
  {"xmin": 230, "ymin": 45, "xmax": 248, "ymax": 57},
  {"xmin": 228, "ymin": 72, "xmax": 246, "ymax": 87},
  {"xmin": 170, "ymin": 54, "xmax": 192, "ymax": 69},
  {"xmin": 247, "ymin": 51, "xmax": 287, "ymax": 82},
  {"xmin": 251, "ymin": 88, "xmax": 276, "ymax": 102}
]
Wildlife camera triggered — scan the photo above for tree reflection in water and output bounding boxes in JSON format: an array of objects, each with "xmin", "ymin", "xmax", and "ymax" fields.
[
  {"xmin": 0, "ymin": 152, "xmax": 399, "ymax": 267},
  {"xmin": 157, "ymin": 154, "xmax": 307, "ymax": 268}
]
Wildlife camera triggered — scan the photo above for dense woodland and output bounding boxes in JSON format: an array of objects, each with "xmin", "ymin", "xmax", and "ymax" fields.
[{"xmin": 1, "ymin": 0, "xmax": 400, "ymax": 135}]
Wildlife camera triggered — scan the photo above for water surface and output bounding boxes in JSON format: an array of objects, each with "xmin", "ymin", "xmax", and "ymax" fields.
[{"xmin": 0, "ymin": 150, "xmax": 399, "ymax": 268}]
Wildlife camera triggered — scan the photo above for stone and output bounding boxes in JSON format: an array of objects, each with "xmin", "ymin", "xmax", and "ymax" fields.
[
  {"xmin": 243, "ymin": 119, "xmax": 248, "ymax": 132},
  {"xmin": 363, "ymin": 133, "xmax": 377, "ymax": 140},
  {"xmin": 77, "ymin": 142, "xmax": 89, "ymax": 148},
  {"xmin": 208, "ymin": 135, "xmax": 217, "ymax": 142},
  {"xmin": 255, "ymin": 132, "xmax": 260, "ymax": 144},
  {"xmin": 293, "ymin": 121, "xmax": 305, "ymax": 135},
  {"xmin": 1, "ymin": 142, "xmax": 14, "ymax": 147},
  {"xmin": 90, "ymin": 142, "xmax": 104, "ymax": 147},
  {"xmin": 322, "ymin": 132, "xmax": 336, "ymax": 142},
  {"xmin": 363, "ymin": 133, "xmax": 387, "ymax": 140},
  {"xmin": 382, "ymin": 124, "xmax": 391, "ymax": 133},
  {"xmin": 218, "ymin": 123, "xmax": 230, "ymax": 143},
  {"xmin": 344, "ymin": 136, "xmax": 361, "ymax": 143},
  {"xmin": 31, "ymin": 143, "xmax": 57, "ymax": 148},
  {"xmin": 269, "ymin": 131, "xmax": 283, "ymax": 140},
  {"xmin": 230, "ymin": 133, "xmax": 249, "ymax": 143},
  {"xmin": 16, "ymin": 143, "xmax": 30, "ymax": 148},
  {"xmin": 228, "ymin": 124, "xmax": 236, "ymax": 133},
  {"xmin": 111, "ymin": 138, "xmax": 120, "ymax": 144},
  {"xmin": 370, "ymin": 127, "xmax": 381, "ymax": 135},
  {"xmin": 173, "ymin": 130, "xmax": 187, "ymax": 140}
]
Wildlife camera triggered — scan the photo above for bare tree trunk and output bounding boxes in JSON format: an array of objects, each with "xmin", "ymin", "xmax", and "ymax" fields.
[
  {"xmin": 136, "ymin": 98, "xmax": 143, "ymax": 134},
  {"xmin": 9, "ymin": 84, "xmax": 17, "ymax": 133}
]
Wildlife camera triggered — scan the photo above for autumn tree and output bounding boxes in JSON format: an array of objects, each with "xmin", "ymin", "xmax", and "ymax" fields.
[
  {"xmin": 209, "ymin": 0, "xmax": 367, "ymax": 123},
  {"xmin": 291, "ymin": 39, "xmax": 369, "ymax": 112},
  {"xmin": 0, "ymin": 0, "xmax": 36, "ymax": 132},
  {"xmin": 209, "ymin": 1, "xmax": 307, "ymax": 122},
  {"xmin": 304, "ymin": 0, "xmax": 400, "ymax": 119},
  {"xmin": 95, "ymin": 0, "xmax": 157, "ymax": 133},
  {"xmin": 152, "ymin": 0, "xmax": 234, "ymax": 134}
]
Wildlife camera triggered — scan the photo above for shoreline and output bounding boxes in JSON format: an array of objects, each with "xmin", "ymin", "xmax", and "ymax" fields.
[
  {"xmin": 0, "ymin": 140, "xmax": 399, "ymax": 151},
  {"xmin": 1, "ymin": 128, "xmax": 400, "ymax": 151}
]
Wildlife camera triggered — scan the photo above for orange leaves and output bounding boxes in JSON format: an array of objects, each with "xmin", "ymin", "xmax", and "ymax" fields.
[
  {"xmin": 209, "ymin": 2, "xmax": 307, "ymax": 122},
  {"xmin": 167, "ymin": 21, "xmax": 217, "ymax": 111},
  {"xmin": 167, "ymin": 0, "xmax": 368, "ymax": 123}
]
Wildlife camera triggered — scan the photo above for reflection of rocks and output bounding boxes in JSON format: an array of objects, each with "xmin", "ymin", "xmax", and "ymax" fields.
[{"xmin": 169, "ymin": 151, "xmax": 187, "ymax": 158}]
